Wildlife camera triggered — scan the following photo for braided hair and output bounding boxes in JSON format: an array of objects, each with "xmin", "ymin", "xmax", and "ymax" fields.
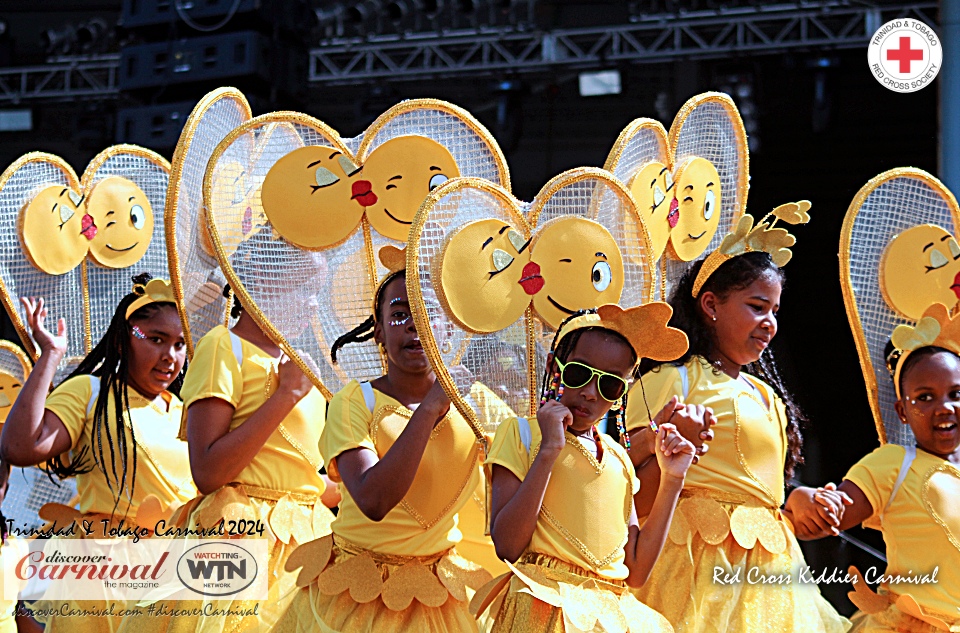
[
  {"xmin": 329, "ymin": 270, "xmax": 404, "ymax": 364},
  {"xmin": 642, "ymin": 252, "xmax": 805, "ymax": 480},
  {"xmin": 539, "ymin": 310, "xmax": 638, "ymax": 437},
  {"xmin": 44, "ymin": 273, "xmax": 181, "ymax": 516}
]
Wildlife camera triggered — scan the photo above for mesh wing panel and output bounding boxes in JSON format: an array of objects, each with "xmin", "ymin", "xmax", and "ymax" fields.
[
  {"xmin": 0, "ymin": 156, "xmax": 85, "ymax": 362},
  {"xmin": 5, "ymin": 467, "xmax": 78, "ymax": 531},
  {"xmin": 843, "ymin": 171, "xmax": 959, "ymax": 446},
  {"xmin": 665, "ymin": 94, "xmax": 748, "ymax": 300},
  {"xmin": 0, "ymin": 344, "xmax": 29, "ymax": 384},
  {"xmin": 81, "ymin": 147, "xmax": 171, "ymax": 350},
  {"xmin": 168, "ymin": 89, "xmax": 252, "ymax": 356}
]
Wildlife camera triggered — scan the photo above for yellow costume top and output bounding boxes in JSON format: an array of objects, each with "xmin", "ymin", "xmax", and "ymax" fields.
[
  {"xmin": 180, "ymin": 324, "xmax": 326, "ymax": 496},
  {"xmin": 486, "ymin": 416, "xmax": 640, "ymax": 581},
  {"xmin": 627, "ymin": 356, "xmax": 788, "ymax": 507},
  {"xmin": 322, "ymin": 379, "xmax": 483, "ymax": 555},
  {"xmin": 844, "ymin": 444, "xmax": 960, "ymax": 620},
  {"xmin": 45, "ymin": 375, "xmax": 195, "ymax": 518}
]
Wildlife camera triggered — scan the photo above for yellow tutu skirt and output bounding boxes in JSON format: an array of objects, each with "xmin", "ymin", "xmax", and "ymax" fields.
[
  {"xmin": 273, "ymin": 533, "xmax": 490, "ymax": 632},
  {"xmin": 471, "ymin": 552, "xmax": 673, "ymax": 633},
  {"xmin": 632, "ymin": 489, "xmax": 850, "ymax": 633},
  {"xmin": 118, "ymin": 483, "xmax": 332, "ymax": 633},
  {"xmin": 846, "ymin": 568, "xmax": 959, "ymax": 633}
]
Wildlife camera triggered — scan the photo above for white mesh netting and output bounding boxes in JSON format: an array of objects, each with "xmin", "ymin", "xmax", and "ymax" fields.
[
  {"xmin": 412, "ymin": 170, "xmax": 652, "ymax": 438},
  {"xmin": 4, "ymin": 467, "xmax": 77, "ymax": 531},
  {"xmin": 168, "ymin": 88, "xmax": 251, "ymax": 356},
  {"xmin": 0, "ymin": 343, "xmax": 28, "ymax": 385},
  {"xmin": 0, "ymin": 156, "xmax": 85, "ymax": 363},
  {"xmin": 82, "ymin": 148, "xmax": 171, "ymax": 349},
  {"xmin": 843, "ymin": 171, "xmax": 959, "ymax": 446},
  {"xmin": 206, "ymin": 102, "xmax": 508, "ymax": 397}
]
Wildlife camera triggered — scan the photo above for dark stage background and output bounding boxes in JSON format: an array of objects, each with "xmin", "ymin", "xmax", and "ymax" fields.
[{"xmin": 0, "ymin": 0, "xmax": 943, "ymax": 615}]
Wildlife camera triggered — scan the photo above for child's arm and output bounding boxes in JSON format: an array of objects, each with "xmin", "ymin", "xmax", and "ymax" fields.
[
  {"xmin": 624, "ymin": 423, "xmax": 695, "ymax": 587},
  {"xmin": 0, "ymin": 297, "xmax": 73, "ymax": 467},
  {"xmin": 784, "ymin": 481, "xmax": 871, "ymax": 539},
  {"xmin": 490, "ymin": 400, "xmax": 570, "ymax": 563}
]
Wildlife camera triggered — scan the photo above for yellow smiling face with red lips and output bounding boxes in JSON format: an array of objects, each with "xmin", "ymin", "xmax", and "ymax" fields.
[
  {"xmin": 628, "ymin": 162, "xmax": 675, "ymax": 261},
  {"xmin": 261, "ymin": 136, "xmax": 461, "ymax": 249},
  {"xmin": 19, "ymin": 185, "xmax": 93, "ymax": 275},
  {"xmin": 668, "ymin": 156, "xmax": 722, "ymax": 262},
  {"xmin": 881, "ymin": 224, "xmax": 960, "ymax": 319},
  {"xmin": 86, "ymin": 176, "xmax": 155, "ymax": 269}
]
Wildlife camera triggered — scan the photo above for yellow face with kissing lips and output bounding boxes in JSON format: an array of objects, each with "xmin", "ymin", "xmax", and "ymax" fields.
[
  {"xmin": 629, "ymin": 161, "xmax": 675, "ymax": 261},
  {"xmin": 363, "ymin": 136, "xmax": 459, "ymax": 241},
  {"xmin": 439, "ymin": 218, "xmax": 533, "ymax": 333},
  {"xmin": 19, "ymin": 185, "xmax": 94, "ymax": 275},
  {"xmin": 530, "ymin": 216, "xmax": 624, "ymax": 327},
  {"xmin": 881, "ymin": 224, "xmax": 960, "ymax": 320},
  {"xmin": 668, "ymin": 157, "xmax": 722, "ymax": 262},
  {"xmin": 86, "ymin": 176, "xmax": 155, "ymax": 269}
]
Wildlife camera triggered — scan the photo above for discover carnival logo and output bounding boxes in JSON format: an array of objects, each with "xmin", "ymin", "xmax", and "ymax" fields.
[
  {"xmin": 176, "ymin": 542, "xmax": 259, "ymax": 597},
  {"xmin": 868, "ymin": 18, "xmax": 941, "ymax": 93}
]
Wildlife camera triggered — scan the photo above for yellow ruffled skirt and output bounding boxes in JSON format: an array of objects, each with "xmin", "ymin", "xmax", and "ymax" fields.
[
  {"xmin": 272, "ymin": 533, "xmax": 489, "ymax": 632},
  {"xmin": 846, "ymin": 567, "xmax": 959, "ymax": 633},
  {"xmin": 471, "ymin": 552, "xmax": 673, "ymax": 633},
  {"xmin": 117, "ymin": 483, "xmax": 332, "ymax": 633},
  {"xmin": 632, "ymin": 489, "xmax": 850, "ymax": 633}
]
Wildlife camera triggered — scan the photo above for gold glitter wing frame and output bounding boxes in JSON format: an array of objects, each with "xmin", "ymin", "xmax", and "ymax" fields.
[
  {"xmin": 840, "ymin": 167, "xmax": 960, "ymax": 445},
  {"xmin": 602, "ymin": 118, "xmax": 670, "ymax": 188},
  {"xmin": 0, "ymin": 339, "xmax": 32, "ymax": 382},
  {"xmin": 0, "ymin": 152, "xmax": 86, "ymax": 361},
  {"xmin": 79, "ymin": 144, "xmax": 172, "ymax": 352},
  {"xmin": 204, "ymin": 111, "xmax": 341, "ymax": 400},
  {"xmin": 166, "ymin": 87, "xmax": 253, "ymax": 357},
  {"xmin": 408, "ymin": 168, "xmax": 654, "ymax": 440}
]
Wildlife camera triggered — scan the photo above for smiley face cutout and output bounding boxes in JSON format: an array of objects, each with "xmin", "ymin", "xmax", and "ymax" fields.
[
  {"xmin": 19, "ymin": 185, "xmax": 93, "ymax": 275},
  {"xmin": 439, "ymin": 216, "xmax": 625, "ymax": 333},
  {"xmin": 85, "ymin": 176, "xmax": 155, "ymax": 269},
  {"xmin": 530, "ymin": 217, "xmax": 624, "ymax": 326},
  {"xmin": 882, "ymin": 224, "xmax": 960, "ymax": 319},
  {"xmin": 668, "ymin": 157, "xmax": 722, "ymax": 262},
  {"xmin": 0, "ymin": 371, "xmax": 22, "ymax": 422},
  {"xmin": 628, "ymin": 162, "xmax": 675, "ymax": 261},
  {"xmin": 262, "ymin": 136, "xmax": 461, "ymax": 249}
]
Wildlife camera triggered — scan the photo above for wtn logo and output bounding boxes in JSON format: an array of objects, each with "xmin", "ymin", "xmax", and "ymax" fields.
[{"xmin": 185, "ymin": 559, "xmax": 247, "ymax": 581}]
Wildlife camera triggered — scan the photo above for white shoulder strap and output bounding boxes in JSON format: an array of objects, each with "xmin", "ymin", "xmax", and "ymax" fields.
[
  {"xmin": 884, "ymin": 445, "xmax": 916, "ymax": 515},
  {"xmin": 677, "ymin": 364, "xmax": 689, "ymax": 399},
  {"xmin": 517, "ymin": 417, "xmax": 532, "ymax": 453},
  {"xmin": 227, "ymin": 331, "xmax": 244, "ymax": 369},
  {"xmin": 86, "ymin": 375, "xmax": 100, "ymax": 416},
  {"xmin": 360, "ymin": 382, "xmax": 376, "ymax": 413}
]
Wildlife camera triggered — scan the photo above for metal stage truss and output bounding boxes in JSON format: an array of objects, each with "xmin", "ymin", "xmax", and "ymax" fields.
[
  {"xmin": 0, "ymin": 54, "xmax": 120, "ymax": 104},
  {"xmin": 308, "ymin": 2, "xmax": 938, "ymax": 84}
]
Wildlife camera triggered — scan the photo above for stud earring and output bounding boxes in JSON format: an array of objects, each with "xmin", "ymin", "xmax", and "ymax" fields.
[{"xmin": 711, "ymin": 314, "xmax": 717, "ymax": 322}]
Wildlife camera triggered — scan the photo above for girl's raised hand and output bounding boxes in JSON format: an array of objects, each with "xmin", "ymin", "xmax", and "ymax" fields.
[
  {"xmin": 20, "ymin": 297, "xmax": 66, "ymax": 358},
  {"xmin": 654, "ymin": 422, "xmax": 696, "ymax": 480},
  {"xmin": 537, "ymin": 399, "xmax": 573, "ymax": 455},
  {"xmin": 276, "ymin": 354, "xmax": 313, "ymax": 404}
]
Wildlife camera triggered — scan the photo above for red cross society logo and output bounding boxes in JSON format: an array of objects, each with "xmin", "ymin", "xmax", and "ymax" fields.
[{"xmin": 868, "ymin": 18, "xmax": 942, "ymax": 93}]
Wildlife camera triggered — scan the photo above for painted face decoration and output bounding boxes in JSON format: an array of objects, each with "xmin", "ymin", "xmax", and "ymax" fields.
[
  {"xmin": 261, "ymin": 136, "xmax": 460, "ymax": 249},
  {"xmin": 19, "ymin": 185, "xmax": 92, "ymax": 275},
  {"xmin": 882, "ymin": 224, "xmax": 960, "ymax": 320},
  {"xmin": 86, "ymin": 176, "xmax": 155, "ymax": 269},
  {"xmin": 439, "ymin": 216, "xmax": 625, "ymax": 332}
]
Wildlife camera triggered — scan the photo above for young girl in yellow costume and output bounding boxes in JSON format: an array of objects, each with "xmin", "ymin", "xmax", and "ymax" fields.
[
  {"xmin": 625, "ymin": 206, "xmax": 850, "ymax": 633},
  {"xmin": 275, "ymin": 248, "xmax": 491, "ymax": 633},
  {"xmin": 141, "ymin": 243, "xmax": 339, "ymax": 633},
  {"xmin": 1, "ymin": 275, "xmax": 197, "ymax": 633},
  {"xmin": 475, "ymin": 303, "xmax": 696, "ymax": 633}
]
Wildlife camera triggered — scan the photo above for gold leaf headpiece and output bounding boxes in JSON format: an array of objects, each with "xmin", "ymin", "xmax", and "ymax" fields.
[
  {"xmin": 125, "ymin": 278, "xmax": 176, "ymax": 320},
  {"xmin": 889, "ymin": 302, "xmax": 960, "ymax": 398},
  {"xmin": 691, "ymin": 201, "xmax": 811, "ymax": 298},
  {"xmin": 554, "ymin": 303, "xmax": 689, "ymax": 363}
]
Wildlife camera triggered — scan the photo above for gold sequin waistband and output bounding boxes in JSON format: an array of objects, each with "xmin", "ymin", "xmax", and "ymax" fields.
[
  {"xmin": 239, "ymin": 484, "xmax": 319, "ymax": 505},
  {"xmin": 518, "ymin": 551, "xmax": 627, "ymax": 592},
  {"xmin": 333, "ymin": 534, "xmax": 453, "ymax": 568},
  {"xmin": 680, "ymin": 487, "xmax": 774, "ymax": 508}
]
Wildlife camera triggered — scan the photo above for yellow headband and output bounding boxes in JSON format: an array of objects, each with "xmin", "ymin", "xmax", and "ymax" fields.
[
  {"xmin": 889, "ymin": 302, "xmax": 960, "ymax": 399},
  {"xmin": 554, "ymin": 303, "xmax": 689, "ymax": 363},
  {"xmin": 691, "ymin": 201, "xmax": 812, "ymax": 298},
  {"xmin": 125, "ymin": 278, "xmax": 176, "ymax": 320}
]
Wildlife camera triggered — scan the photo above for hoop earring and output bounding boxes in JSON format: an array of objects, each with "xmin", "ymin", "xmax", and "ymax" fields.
[{"xmin": 441, "ymin": 339, "xmax": 453, "ymax": 354}]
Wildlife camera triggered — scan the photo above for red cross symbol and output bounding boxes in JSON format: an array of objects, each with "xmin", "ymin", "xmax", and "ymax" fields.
[{"xmin": 887, "ymin": 36, "xmax": 924, "ymax": 73}]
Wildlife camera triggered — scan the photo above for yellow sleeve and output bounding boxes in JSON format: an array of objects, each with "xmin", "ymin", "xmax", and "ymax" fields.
[
  {"xmin": 319, "ymin": 381, "xmax": 376, "ymax": 479},
  {"xmin": 609, "ymin": 441, "xmax": 641, "ymax": 495},
  {"xmin": 485, "ymin": 416, "xmax": 533, "ymax": 482},
  {"xmin": 44, "ymin": 375, "xmax": 93, "ymax": 448},
  {"xmin": 180, "ymin": 327, "xmax": 243, "ymax": 409},
  {"xmin": 843, "ymin": 444, "xmax": 903, "ymax": 528},
  {"xmin": 625, "ymin": 364, "xmax": 684, "ymax": 431}
]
